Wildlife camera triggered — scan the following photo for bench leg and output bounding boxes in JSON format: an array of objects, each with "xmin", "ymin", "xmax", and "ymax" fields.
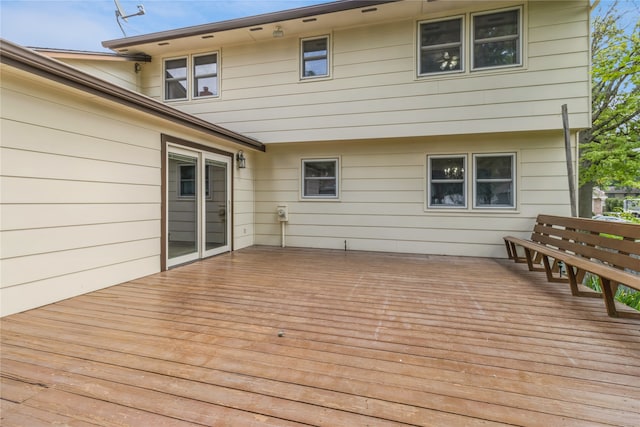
[
  {"xmin": 541, "ymin": 255, "xmax": 568, "ymax": 283},
  {"xmin": 600, "ymin": 278, "xmax": 618, "ymax": 317},
  {"xmin": 565, "ymin": 266, "xmax": 602, "ymax": 298}
]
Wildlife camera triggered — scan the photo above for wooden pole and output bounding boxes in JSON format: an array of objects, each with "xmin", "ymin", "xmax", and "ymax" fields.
[{"xmin": 562, "ymin": 104, "xmax": 577, "ymax": 217}]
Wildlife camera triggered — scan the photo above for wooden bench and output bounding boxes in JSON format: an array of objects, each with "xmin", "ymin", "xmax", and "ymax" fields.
[{"xmin": 504, "ymin": 214, "xmax": 640, "ymax": 318}]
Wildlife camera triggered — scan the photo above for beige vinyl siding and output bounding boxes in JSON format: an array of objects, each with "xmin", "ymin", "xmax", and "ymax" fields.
[
  {"xmin": 143, "ymin": 1, "xmax": 589, "ymax": 143},
  {"xmin": 254, "ymin": 132, "xmax": 574, "ymax": 258},
  {"xmin": 58, "ymin": 58, "xmax": 142, "ymax": 92},
  {"xmin": 0, "ymin": 67, "xmax": 255, "ymax": 316}
]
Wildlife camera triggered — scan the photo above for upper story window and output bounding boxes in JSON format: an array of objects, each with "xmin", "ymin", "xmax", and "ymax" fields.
[
  {"xmin": 165, "ymin": 58, "xmax": 188, "ymax": 101},
  {"xmin": 164, "ymin": 52, "xmax": 219, "ymax": 101},
  {"xmin": 301, "ymin": 36, "xmax": 330, "ymax": 79},
  {"xmin": 473, "ymin": 153, "xmax": 516, "ymax": 208},
  {"xmin": 472, "ymin": 8, "xmax": 521, "ymax": 70},
  {"xmin": 193, "ymin": 53, "xmax": 218, "ymax": 98},
  {"xmin": 302, "ymin": 158, "xmax": 339, "ymax": 199},
  {"xmin": 419, "ymin": 17, "xmax": 464, "ymax": 75}
]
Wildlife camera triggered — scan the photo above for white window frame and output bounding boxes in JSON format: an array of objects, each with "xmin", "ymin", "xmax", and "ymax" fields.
[
  {"xmin": 193, "ymin": 52, "xmax": 219, "ymax": 99},
  {"xmin": 301, "ymin": 158, "xmax": 340, "ymax": 200},
  {"xmin": 473, "ymin": 153, "xmax": 516, "ymax": 209},
  {"xmin": 471, "ymin": 7, "xmax": 523, "ymax": 71},
  {"xmin": 300, "ymin": 35, "xmax": 330, "ymax": 80},
  {"xmin": 418, "ymin": 16, "xmax": 465, "ymax": 76},
  {"xmin": 164, "ymin": 56, "xmax": 188, "ymax": 101},
  {"xmin": 427, "ymin": 154, "xmax": 467, "ymax": 209}
]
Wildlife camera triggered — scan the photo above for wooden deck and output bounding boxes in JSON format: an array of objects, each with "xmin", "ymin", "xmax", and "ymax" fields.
[{"xmin": 1, "ymin": 246, "xmax": 639, "ymax": 426}]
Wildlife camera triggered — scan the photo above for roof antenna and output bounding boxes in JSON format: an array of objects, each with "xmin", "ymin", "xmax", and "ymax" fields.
[{"xmin": 114, "ymin": 0, "xmax": 146, "ymax": 37}]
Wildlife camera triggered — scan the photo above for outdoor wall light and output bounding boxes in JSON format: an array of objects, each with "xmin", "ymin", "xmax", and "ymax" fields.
[
  {"xmin": 236, "ymin": 151, "xmax": 247, "ymax": 169},
  {"xmin": 273, "ymin": 26, "xmax": 284, "ymax": 38}
]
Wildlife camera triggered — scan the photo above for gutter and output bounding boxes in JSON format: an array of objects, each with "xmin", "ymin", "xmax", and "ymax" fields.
[{"xmin": 0, "ymin": 39, "xmax": 265, "ymax": 152}]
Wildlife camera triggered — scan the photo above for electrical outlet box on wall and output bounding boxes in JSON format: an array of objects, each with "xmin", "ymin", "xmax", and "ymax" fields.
[{"xmin": 276, "ymin": 205, "xmax": 289, "ymax": 222}]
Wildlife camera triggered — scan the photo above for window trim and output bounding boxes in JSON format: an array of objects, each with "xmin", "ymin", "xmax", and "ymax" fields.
[
  {"xmin": 417, "ymin": 15, "xmax": 465, "ymax": 76},
  {"xmin": 471, "ymin": 7, "xmax": 523, "ymax": 71},
  {"xmin": 427, "ymin": 154, "xmax": 468, "ymax": 209},
  {"xmin": 472, "ymin": 153, "xmax": 517, "ymax": 209},
  {"xmin": 300, "ymin": 35, "xmax": 331, "ymax": 80},
  {"xmin": 301, "ymin": 157, "xmax": 340, "ymax": 200}
]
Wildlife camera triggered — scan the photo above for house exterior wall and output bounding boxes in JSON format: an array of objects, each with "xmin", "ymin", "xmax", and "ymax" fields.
[
  {"xmin": 0, "ymin": 66, "xmax": 255, "ymax": 316},
  {"xmin": 59, "ymin": 58, "xmax": 142, "ymax": 92},
  {"xmin": 140, "ymin": 0, "xmax": 589, "ymax": 143},
  {"xmin": 254, "ymin": 132, "xmax": 575, "ymax": 258}
]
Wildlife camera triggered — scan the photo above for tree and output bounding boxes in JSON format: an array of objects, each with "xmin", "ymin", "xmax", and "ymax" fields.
[{"xmin": 578, "ymin": 0, "xmax": 640, "ymax": 217}]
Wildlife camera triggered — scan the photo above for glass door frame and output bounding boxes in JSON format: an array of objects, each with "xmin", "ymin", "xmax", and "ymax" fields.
[{"xmin": 161, "ymin": 135, "xmax": 233, "ymax": 270}]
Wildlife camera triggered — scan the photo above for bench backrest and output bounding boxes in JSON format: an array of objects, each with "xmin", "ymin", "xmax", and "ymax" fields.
[{"xmin": 531, "ymin": 214, "xmax": 640, "ymax": 274}]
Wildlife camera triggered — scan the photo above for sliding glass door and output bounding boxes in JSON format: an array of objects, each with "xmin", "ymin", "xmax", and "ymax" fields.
[{"xmin": 167, "ymin": 146, "xmax": 230, "ymax": 268}]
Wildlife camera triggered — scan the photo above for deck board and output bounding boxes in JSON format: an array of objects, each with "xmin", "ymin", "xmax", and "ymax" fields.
[{"xmin": 2, "ymin": 246, "xmax": 639, "ymax": 426}]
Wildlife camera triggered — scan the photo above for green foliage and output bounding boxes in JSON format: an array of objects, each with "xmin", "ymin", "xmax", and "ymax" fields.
[
  {"xmin": 604, "ymin": 197, "xmax": 624, "ymax": 212},
  {"xmin": 580, "ymin": 1, "xmax": 640, "ymax": 188},
  {"xmin": 584, "ymin": 275, "xmax": 640, "ymax": 311}
]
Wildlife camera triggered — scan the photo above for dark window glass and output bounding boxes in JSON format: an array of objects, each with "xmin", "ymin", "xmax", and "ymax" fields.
[
  {"xmin": 473, "ymin": 10, "xmax": 520, "ymax": 69},
  {"xmin": 419, "ymin": 18, "xmax": 463, "ymax": 74},
  {"xmin": 302, "ymin": 37, "xmax": 329, "ymax": 78}
]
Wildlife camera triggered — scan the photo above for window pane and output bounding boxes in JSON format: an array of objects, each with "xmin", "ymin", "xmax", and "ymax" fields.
[
  {"xmin": 303, "ymin": 160, "xmax": 337, "ymax": 197},
  {"xmin": 476, "ymin": 156, "xmax": 512, "ymax": 179},
  {"xmin": 196, "ymin": 77, "xmax": 217, "ymax": 97},
  {"xmin": 305, "ymin": 179, "xmax": 337, "ymax": 196},
  {"xmin": 431, "ymin": 157, "xmax": 465, "ymax": 180},
  {"xmin": 421, "ymin": 18, "xmax": 461, "ymax": 46},
  {"xmin": 303, "ymin": 38, "xmax": 327, "ymax": 58},
  {"xmin": 194, "ymin": 54, "xmax": 217, "ymax": 75},
  {"xmin": 474, "ymin": 10, "xmax": 518, "ymax": 40},
  {"xmin": 305, "ymin": 161, "xmax": 335, "ymax": 178},
  {"xmin": 302, "ymin": 38, "xmax": 328, "ymax": 77},
  {"xmin": 419, "ymin": 18, "xmax": 462, "ymax": 74},
  {"xmin": 474, "ymin": 39, "xmax": 518, "ymax": 68},
  {"xmin": 431, "ymin": 183, "xmax": 465, "ymax": 206},
  {"xmin": 165, "ymin": 58, "xmax": 187, "ymax": 79},
  {"xmin": 165, "ymin": 58, "xmax": 187, "ymax": 100},
  {"xmin": 194, "ymin": 54, "xmax": 217, "ymax": 97},
  {"xmin": 473, "ymin": 10, "xmax": 519, "ymax": 69},
  {"xmin": 421, "ymin": 47, "xmax": 462, "ymax": 74},
  {"xmin": 476, "ymin": 182, "xmax": 513, "ymax": 206}
]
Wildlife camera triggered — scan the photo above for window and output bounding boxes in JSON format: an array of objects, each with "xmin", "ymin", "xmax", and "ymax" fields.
[
  {"xmin": 428, "ymin": 155, "xmax": 467, "ymax": 208},
  {"xmin": 165, "ymin": 58, "xmax": 187, "ymax": 100},
  {"xmin": 302, "ymin": 158, "xmax": 339, "ymax": 199},
  {"xmin": 472, "ymin": 8, "xmax": 521, "ymax": 70},
  {"xmin": 301, "ymin": 36, "xmax": 329, "ymax": 79},
  {"xmin": 164, "ymin": 53, "xmax": 219, "ymax": 101},
  {"xmin": 178, "ymin": 163, "xmax": 196, "ymax": 197},
  {"xmin": 474, "ymin": 153, "xmax": 516, "ymax": 208},
  {"xmin": 193, "ymin": 53, "xmax": 218, "ymax": 98},
  {"xmin": 419, "ymin": 17, "xmax": 464, "ymax": 75}
]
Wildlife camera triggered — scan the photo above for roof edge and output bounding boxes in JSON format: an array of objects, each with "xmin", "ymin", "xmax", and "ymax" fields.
[
  {"xmin": 0, "ymin": 39, "xmax": 264, "ymax": 151},
  {"xmin": 102, "ymin": 0, "xmax": 400, "ymax": 50}
]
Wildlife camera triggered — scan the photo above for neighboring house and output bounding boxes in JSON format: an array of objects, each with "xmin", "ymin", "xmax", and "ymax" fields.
[{"xmin": 1, "ymin": 0, "xmax": 591, "ymax": 315}]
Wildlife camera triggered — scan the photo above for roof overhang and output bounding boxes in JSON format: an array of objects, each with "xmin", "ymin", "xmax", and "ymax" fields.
[
  {"xmin": 102, "ymin": 0, "xmax": 403, "ymax": 55},
  {"xmin": 0, "ymin": 39, "xmax": 264, "ymax": 151}
]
